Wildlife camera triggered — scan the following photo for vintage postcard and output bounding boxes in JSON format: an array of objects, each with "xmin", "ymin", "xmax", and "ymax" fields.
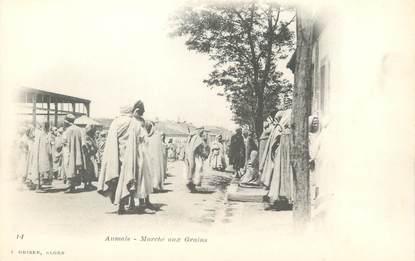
[{"xmin": 0, "ymin": 0, "xmax": 413, "ymax": 260}]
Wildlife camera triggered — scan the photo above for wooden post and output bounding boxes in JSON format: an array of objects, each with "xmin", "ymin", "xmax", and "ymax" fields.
[
  {"xmin": 54, "ymin": 102, "xmax": 58, "ymax": 127},
  {"xmin": 291, "ymin": 7, "xmax": 314, "ymax": 226},
  {"xmin": 32, "ymin": 94, "xmax": 37, "ymax": 127},
  {"xmin": 86, "ymin": 103, "xmax": 90, "ymax": 117},
  {"xmin": 47, "ymin": 96, "xmax": 51, "ymax": 125},
  {"xmin": 72, "ymin": 102, "xmax": 76, "ymax": 115}
]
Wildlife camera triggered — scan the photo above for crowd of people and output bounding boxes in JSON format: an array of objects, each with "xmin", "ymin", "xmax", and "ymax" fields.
[
  {"xmin": 14, "ymin": 97, "xmax": 321, "ymax": 214},
  {"xmin": 15, "ymin": 115, "xmax": 109, "ymax": 191},
  {"xmin": 13, "ymin": 98, "xmax": 234, "ymax": 215},
  {"xmin": 166, "ymin": 138, "xmax": 186, "ymax": 161},
  {"xmin": 95, "ymin": 100, "xmax": 230, "ymax": 213},
  {"xmin": 227, "ymin": 98, "xmax": 321, "ymax": 210}
]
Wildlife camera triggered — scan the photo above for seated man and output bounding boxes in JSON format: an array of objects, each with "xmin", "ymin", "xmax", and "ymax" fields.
[{"xmin": 239, "ymin": 150, "xmax": 260, "ymax": 187}]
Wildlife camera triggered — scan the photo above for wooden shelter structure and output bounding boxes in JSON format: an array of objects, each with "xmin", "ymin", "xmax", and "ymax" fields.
[{"xmin": 16, "ymin": 87, "xmax": 91, "ymax": 127}]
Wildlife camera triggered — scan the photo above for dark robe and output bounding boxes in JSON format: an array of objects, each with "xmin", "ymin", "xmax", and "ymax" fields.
[
  {"xmin": 229, "ymin": 133, "xmax": 245, "ymax": 170},
  {"xmin": 83, "ymin": 133, "xmax": 98, "ymax": 182}
]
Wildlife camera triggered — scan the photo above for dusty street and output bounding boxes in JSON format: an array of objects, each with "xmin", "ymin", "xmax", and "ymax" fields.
[
  {"xmin": 3, "ymin": 161, "xmax": 293, "ymax": 239},
  {"xmin": 0, "ymin": 161, "xmax": 299, "ymax": 260}
]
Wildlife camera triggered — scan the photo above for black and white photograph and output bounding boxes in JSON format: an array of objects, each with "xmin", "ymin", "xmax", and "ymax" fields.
[{"xmin": 0, "ymin": 0, "xmax": 414, "ymax": 260}]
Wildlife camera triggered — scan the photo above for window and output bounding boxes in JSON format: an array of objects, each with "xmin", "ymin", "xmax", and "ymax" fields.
[
  {"xmin": 320, "ymin": 64, "xmax": 326, "ymax": 113},
  {"xmin": 319, "ymin": 58, "xmax": 331, "ymax": 115},
  {"xmin": 311, "ymin": 44, "xmax": 320, "ymax": 115}
]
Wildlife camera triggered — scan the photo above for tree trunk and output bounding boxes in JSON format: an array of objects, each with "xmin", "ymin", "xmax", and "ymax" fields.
[
  {"xmin": 291, "ymin": 8, "xmax": 313, "ymax": 227},
  {"xmin": 255, "ymin": 88, "xmax": 264, "ymax": 142}
]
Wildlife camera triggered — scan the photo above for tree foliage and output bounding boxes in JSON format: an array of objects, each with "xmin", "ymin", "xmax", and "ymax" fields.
[{"xmin": 170, "ymin": 1, "xmax": 295, "ymax": 137}]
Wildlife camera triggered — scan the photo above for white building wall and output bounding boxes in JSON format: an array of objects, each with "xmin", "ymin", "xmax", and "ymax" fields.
[{"xmin": 311, "ymin": 16, "xmax": 344, "ymax": 209}]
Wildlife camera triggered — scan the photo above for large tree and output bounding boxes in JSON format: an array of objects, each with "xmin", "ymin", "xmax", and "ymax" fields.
[
  {"xmin": 291, "ymin": 7, "xmax": 313, "ymax": 226},
  {"xmin": 170, "ymin": 1, "xmax": 295, "ymax": 137}
]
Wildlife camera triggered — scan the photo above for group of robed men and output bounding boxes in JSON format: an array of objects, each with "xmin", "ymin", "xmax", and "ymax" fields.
[
  {"xmin": 16, "ymin": 114, "xmax": 104, "ymax": 193},
  {"xmin": 95, "ymin": 99, "xmax": 229, "ymax": 212},
  {"xmin": 97, "ymin": 100, "xmax": 171, "ymax": 214},
  {"xmin": 182, "ymin": 129, "xmax": 231, "ymax": 192},
  {"xmin": 16, "ymin": 98, "xmax": 230, "ymax": 214},
  {"xmin": 227, "ymin": 100, "xmax": 322, "ymax": 209},
  {"xmin": 166, "ymin": 138, "xmax": 187, "ymax": 161},
  {"xmin": 17, "ymin": 95, "xmax": 326, "ymax": 214},
  {"xmin": 260, "ymin": 108, "xmax": 322, "ymax": 209}
]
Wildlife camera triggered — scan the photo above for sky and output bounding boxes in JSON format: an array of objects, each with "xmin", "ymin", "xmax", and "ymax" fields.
[
  {"xmin": 0, "ymin": 0, "xmax": 237, "ymax": 129},
  {"xmin": 0, "ymin": 0, "xmax": 294, "ymax": 130}
]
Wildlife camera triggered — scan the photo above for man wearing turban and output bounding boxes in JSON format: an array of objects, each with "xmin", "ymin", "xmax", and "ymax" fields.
[
  {"xmin": 82, "ymin": 124, "xmax": 98, "ymax": 190},
  {"xmin": 145, "ymin": 121, "xmax": 166, "ymax": 191},
  {"xmin": 97, "ymin": 100, "xmax": 155, "ymax": 214},
  {"xmin": 229, "ymin": 128, "xmax": 246, "ymax": 178},
  {"xmin": 62, "ymin": 114, "xmax": 86, "ymax": 193},
  {"xmin": 26, "ymin": 122, "xmax": 53, "ymax": 191},
  {"xmin": 184, "ymin": 127, "xmax": 209, "ymax": 192}
]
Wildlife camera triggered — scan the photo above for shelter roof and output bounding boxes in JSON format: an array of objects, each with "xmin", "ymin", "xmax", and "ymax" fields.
[{"xmin": 17, "ymin": 87, "xmax": 91, "ymax": 104}]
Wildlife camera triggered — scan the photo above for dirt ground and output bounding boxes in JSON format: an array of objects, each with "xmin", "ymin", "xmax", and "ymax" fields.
[{"xmin": 1, "ymin": 161, "xmax": 295, "ymax": 260}]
